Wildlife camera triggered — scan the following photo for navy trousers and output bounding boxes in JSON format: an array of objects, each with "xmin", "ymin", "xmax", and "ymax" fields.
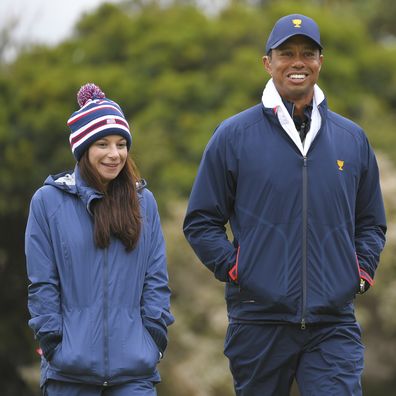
[
  {"xmin": 224, "ymin": 322, "xmax": 364, "ymax": 396},
  {"xmin": 43, "ymin": 379, "xmax": 157, "ymax": 396}
]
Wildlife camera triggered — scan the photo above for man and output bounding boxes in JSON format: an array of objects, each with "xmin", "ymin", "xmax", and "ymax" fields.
[{"xmin": 183, "ymin": 14, "xmax": 386, "ymax": 396}]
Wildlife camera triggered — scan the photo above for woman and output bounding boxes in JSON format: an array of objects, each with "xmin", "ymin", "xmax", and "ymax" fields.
[{"xmin": 25, "ymin": 83, "xmax": 174, "ymax": 396}]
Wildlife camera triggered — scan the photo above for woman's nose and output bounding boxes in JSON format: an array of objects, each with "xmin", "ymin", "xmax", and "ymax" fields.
[{"xmin": 107, "ymin": 145, "xmax": 120, "ymax": 158}]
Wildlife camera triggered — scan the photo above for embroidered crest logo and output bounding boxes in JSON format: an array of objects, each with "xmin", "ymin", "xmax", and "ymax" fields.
[
  {"xmin": 292, "ymin": 19, "xmax": 302, "ymax": 28},
  {"xmin": 337, "ymin": 160, "xmax": 344, "ymax": 171}
]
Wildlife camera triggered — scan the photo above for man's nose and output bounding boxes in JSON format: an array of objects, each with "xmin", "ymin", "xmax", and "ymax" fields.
[{"xmin": 291, "ymin": 52, "xmax": 306, "ymax": 67}]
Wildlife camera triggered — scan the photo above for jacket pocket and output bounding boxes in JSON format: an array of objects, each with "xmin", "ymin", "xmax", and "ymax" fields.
[
  {"xmin": 309, "ymin": 226, "xmax": 360, "ymax": 314},
  {"xmin": 49, "ymin": 309, "xmax": 96, "ymax": 375},
  {"xmin": 115, "ymin": 309, "xmax": 159, "ymax": 377},
  {"xmin": 234, "ymin": 223, "xmax": 300, "ymax": 314}
]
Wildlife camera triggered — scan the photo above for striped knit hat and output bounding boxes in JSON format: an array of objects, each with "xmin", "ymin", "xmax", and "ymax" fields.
[{"xmin": 67, "ymin": 83, "xmax": 132, "ymax": 161}]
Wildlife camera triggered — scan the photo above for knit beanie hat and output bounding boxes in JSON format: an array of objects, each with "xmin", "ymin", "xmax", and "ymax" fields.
[{"xmin": 67, "ymin": 83, "xmax": 132, "ymax": 161}]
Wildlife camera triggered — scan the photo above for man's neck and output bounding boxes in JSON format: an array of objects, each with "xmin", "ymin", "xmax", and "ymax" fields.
[
  {"xmin": 282, "ymin": 98, "xmax": 313, "ymax": 120},
  {"xmin": 292, "ymin": 102, "xmax": 309, "ymax": 118},
  {"xmin": 281, "ymin": 98, "xmax": 313, "ymax": 143}
]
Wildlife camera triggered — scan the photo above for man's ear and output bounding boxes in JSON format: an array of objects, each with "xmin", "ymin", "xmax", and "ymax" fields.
[
  {"xmin": 262, "ymin": 55, "xmax": 272, "ymax": 76},
  {"xmin": 318, "ymin": 53, "xmax": 324, "ymax": 71}
]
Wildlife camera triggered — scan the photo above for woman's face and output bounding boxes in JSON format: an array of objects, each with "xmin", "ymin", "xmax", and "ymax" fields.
[{"xmin": 88, "ymin": 135, "xmax": 128, "ymax": 187}]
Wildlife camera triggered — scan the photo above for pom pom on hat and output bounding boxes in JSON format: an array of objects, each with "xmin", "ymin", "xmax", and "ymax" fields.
[
  {"xmin": 67, "ymin": 83, "xmax": 132, "ymax": 161},
  {"xmin": 77, "ymin": 83, "xmax": 106, "ymax": 107}
]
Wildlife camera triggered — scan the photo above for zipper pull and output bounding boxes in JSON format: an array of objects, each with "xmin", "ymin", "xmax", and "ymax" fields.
[{"xmin": 301, "ymin": 318, "xmax": 306, "ymax": 330}]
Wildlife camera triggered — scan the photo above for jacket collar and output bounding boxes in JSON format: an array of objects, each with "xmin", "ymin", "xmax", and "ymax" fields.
[
  {"xmin": 261, "ymin": 78, "xmax": 325, "ymax": 108},
  {"xmin": 261, "ymin": 79, "xmax": 325, "ymax": 155},
  {"xmin": 44, "ymin": 166, "xmax": 147, "ymax": 215},
  {"xmin": 45, "ymin": 165, "xmax": 103, "ymax": 215}
]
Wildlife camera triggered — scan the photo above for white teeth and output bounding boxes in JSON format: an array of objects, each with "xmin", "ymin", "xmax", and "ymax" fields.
[{"xmin": 290, "ymin": 74, "xmax": 305, "ymax": 79}]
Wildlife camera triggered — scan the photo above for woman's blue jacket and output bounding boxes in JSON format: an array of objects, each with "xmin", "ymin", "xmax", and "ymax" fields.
[{"xmin": 25, "ymin": 167, "xmax": 174, "ymax": 386}]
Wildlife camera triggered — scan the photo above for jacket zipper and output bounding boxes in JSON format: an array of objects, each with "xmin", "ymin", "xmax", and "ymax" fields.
[
  {"xmin": 301, "ymin": 156, "xmax": 308, "ymax": 330},
  {"xmin": 103, "ymin": 248, "xmax": 110, "ymax": 383}
]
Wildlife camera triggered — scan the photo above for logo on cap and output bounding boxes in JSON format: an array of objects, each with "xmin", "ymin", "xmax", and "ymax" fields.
[{"xmin": 292, "ymin": 19, "xmax": 302, "ymax": 28}]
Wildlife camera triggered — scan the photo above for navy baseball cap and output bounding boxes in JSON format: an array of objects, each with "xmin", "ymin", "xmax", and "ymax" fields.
[{"xmin": 266, "ymin": 14, "xmax": 322, "ymax": 54}]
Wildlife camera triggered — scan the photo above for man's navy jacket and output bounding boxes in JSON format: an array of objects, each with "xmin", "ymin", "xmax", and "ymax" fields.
[{"xmin": 184, "ymin": 99, "xmax": 386, "ymax": 326}]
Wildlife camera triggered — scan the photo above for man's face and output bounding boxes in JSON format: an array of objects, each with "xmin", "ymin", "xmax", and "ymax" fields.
[{"xmin": 263, "ymin": 35, "xmax": 323, "ymax": 103}]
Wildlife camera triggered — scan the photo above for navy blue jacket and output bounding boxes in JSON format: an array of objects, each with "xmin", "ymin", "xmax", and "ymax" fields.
[
  {"xmin": 184, "ymin": 100, "xmax": 386, "ymax": 325},
  {"xmin": 25, "ymin": 167, "xmax": 174, "ymax": 386}
]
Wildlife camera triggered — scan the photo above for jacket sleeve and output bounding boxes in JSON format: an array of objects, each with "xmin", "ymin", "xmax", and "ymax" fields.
[
  {"xmin": 141, "ymin": 192, "xmax": 174, "ymax": 355},
  {"xmin": 25, "ymin": 189, "xmax": 62, "ymax": 359},
  {"xmin": 355, "ymin": 138, "xmax": 387, "ymax": 288},
  {"xmin": 183, "ymin": 123, "xmax": 238, "ymax": 282}
]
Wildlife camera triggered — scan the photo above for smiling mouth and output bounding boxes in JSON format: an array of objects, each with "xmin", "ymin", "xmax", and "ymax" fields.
[
  {"xmin": 288, "ymin": 73, "xmax": 308, "ymax": 80},
  {"xmin": 102, "ymin": 163, "xmax": 120, "ymax": 167}
]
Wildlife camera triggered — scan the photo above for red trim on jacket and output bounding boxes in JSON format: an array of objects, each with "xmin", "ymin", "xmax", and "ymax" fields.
[
  {"xmin": 356, "ymin": 254, "xmax": 374, "ymax": 286},
  {"xmin": 228, "ymin": 246, "xmax": 240, "ymax": 282}
]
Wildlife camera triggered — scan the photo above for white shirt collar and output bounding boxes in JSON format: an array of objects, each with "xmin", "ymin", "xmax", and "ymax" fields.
[{"xmin": 261, "ymin": 79, "xmax": 325, "ymax": 155}]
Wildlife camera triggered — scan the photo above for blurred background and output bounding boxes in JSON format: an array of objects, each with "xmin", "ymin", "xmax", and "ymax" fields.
[{"xmin": 1, "ymin": 0, "xmax": 395, "ymax": 395}]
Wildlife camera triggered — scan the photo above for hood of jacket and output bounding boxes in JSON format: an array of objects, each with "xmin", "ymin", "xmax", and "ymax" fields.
[{"xmin": 44, "ymin": 165, "xmax": 147, "ymax": 215}]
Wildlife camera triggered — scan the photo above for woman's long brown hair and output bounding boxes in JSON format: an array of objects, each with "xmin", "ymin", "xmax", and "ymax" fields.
[{"xmin": 79, "ymin": 153, "xmax": 141, "ymax": 251}]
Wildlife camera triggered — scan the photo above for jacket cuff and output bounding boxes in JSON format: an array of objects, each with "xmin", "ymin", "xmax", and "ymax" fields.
[
  {"xmin": 38, "ymin": 333, "xmax": 62, "ymax": 361},
  {"xmin": 145, "ymin": 322, "xmax": 168, "ymax": 354}
]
